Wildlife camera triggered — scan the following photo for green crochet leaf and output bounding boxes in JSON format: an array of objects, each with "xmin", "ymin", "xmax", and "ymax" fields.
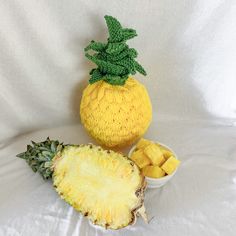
[
  {"xmin": 121, "ymin": 28, "xmax": 137, "ymax": 41},
  {"xmin": 116, "ymin": 57, "xmax": 136, "ymax": 75},
  {"xmin": 85, "ymin": 40, "xmax": 107, "ymax": 52},
  {"xmin": 106, "ymin": 48, "xmax": 138, "ymax": 62},
  {"xmin": 106, "ymin": 42, "xmax": 128, "ymax": 55},
  {"xmin": 103, "ymin": 74, "xmax": 128, "ymax": 85},
  {"xmin": 133, "ymin": 60, "xmax": 147, "ymax": 76},
  {"xmin": 89, "ymin": 69, "xmax": 103, "ymax": 84},
  {"xmin": 85, "ymin": 53, "xmax": 127, "ymax": 75},
  {"xmin": 128, "ymin": 48, "xmax": 138, "ymax": 58},
  {"xmin": 93, "ymin": 52, "xmax": 107, "ymax": 61},
  {"xmin": 105, "ymin": 15, "xmax": 123, "ymax": 43},
  {"xmin": 84, "ymin": 15, "xmax": 147, "ymax": 86}
]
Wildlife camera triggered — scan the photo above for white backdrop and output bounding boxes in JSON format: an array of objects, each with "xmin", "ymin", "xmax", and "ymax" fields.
[{"xmin": 0, "ymin": 1, "xmax": 236, "ymax": 236}]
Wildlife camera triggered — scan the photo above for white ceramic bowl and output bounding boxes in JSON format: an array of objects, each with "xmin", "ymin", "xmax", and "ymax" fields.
[{"xmin": 128, "ymin": 142, "xmax": 179, "ymax": 188}]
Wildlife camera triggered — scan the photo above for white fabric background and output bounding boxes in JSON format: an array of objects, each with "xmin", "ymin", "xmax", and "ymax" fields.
[{"xmin": 0, "ymin": 0, "xmax": 236, "ymax": 235}]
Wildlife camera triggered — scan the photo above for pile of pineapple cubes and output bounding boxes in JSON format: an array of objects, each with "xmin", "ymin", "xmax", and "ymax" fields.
[{"xmin": 130, "ymin": 138, "xmax": 180, "ymax": 178}]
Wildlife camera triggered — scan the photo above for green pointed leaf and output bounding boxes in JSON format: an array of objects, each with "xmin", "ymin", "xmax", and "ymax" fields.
[
  {"xmin": 128, "ymin": 48, "xmax": 138, "ymax": 58},
  {"xmin": 16, "ymin": 152, "xmax": 26, "ymax": 158},
  {"xmin": 106, "ymin": 42, "xmax": 127, "ymax": 55},
  {"xmin": 121, "ymin": 28, "xmax": 137, "ymax": 41},
  {"xmin": 104, "ymin": 15, "xmax": 123, "ymax": 43},
  {"xmin": 133, "ymin": 60, "xmax": 147, "ymax": 76},
  {"xmin": 31, "ymin": 166, "xmax": 38, "ymax": 172},
  {"xmin": 56, "ymin": 144, "xmax": 63, "ymax": 152},
  {"xmin": 85, "ymin": 40, "xmax": 107, "ymax": 52},
  {"xmin": 42, "ymin": 151, "xmax": 52, "ymax": 157},
  {"xmin": 116, "ymin": 57, "xmax": 136, "ymax": 74},
  {"xmin": 106, "ymin": 48, "xmax": 138, "ymax": 62},
  {"xmin": 39, "ymin": 147, "xmax": 49, "ymax": 151},
  {"xmin": 44, "ymin": 162, "xmax": 51, "ymax": 168},
  {"xmin": 94, "ymin": 52, "xmax": 107, "ymax": 61},
  {"xmin": 85, "ymin": 53, "xmax": 127, "ymax": 75},
  {"xmin": 51, "ymin": 142, "xmax": 56, "ymax": 153},
  {"xmin": 89, "ymin": 69, "xmax": 103, "ymax": 84}
]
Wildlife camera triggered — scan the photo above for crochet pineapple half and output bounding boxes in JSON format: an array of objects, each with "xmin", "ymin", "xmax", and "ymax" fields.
[
  {"xmin": 80, "ymin": 15, "xmax": 152, "ymax": 148},
  {"xmin": 80, "ymin": 77, "xmax": 152, "ymax": 148}
]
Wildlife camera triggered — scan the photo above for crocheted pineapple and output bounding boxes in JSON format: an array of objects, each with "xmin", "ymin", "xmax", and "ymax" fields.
[{"xmin": 80, "ymin": 15, "xmax": 152, "ymax": 148}]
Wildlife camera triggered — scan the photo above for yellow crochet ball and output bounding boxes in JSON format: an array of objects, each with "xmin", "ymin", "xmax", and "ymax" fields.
[{"xmin": 80, "ymin": 77, "xmax": 152, "ymax": 148}]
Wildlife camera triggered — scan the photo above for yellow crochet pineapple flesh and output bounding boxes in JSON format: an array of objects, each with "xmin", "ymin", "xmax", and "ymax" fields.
[
  {"xmin": 142, "ymin": 165, "xmax": 165, "ymax": 178},
  {"xmin": 136, "ymin": 138, "xmax": 152, "ymax": 150},
  {"xmin": 161, "ymin": 156, "xmax": 180, "ymax": 175},
  {"xmin": 144, "ymin": 143, "xmax": 165, "ymax": 166},
  {"xmin": 53, "ymin": 145, "xmax": 147, "ymax": 229},
  {"xmin": 130, "ymin": 149, "xmax": 151, "ymax": 169},
  {"xmin": 80, "ymin": 77, "xmax": 152, "ymax": 148}
]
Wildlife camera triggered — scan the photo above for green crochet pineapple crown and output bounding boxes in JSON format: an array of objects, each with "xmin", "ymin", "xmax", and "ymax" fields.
[{"xmin": 85, "ymin": 15, "xmax": 147, "ymax": 85}]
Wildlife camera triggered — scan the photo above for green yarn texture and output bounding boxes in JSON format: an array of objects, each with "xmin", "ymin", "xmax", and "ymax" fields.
[{"xmin": 85, "ymin": 15, "xmax": 147, "ymax": 85}]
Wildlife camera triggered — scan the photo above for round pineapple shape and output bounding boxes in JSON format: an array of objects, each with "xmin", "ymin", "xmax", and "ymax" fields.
[
  {"xmin": 80, "ymin": 15, "xmax": 152, "ymax": 148},
  {"xmin": 81, "ymin": 77, "xmax": 152, "ymax": 147}
]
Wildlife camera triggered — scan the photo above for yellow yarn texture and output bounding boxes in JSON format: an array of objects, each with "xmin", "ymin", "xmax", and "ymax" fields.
[{"xmin": 80, "ymin": 77, "xmax": 152, "ymax": 148}]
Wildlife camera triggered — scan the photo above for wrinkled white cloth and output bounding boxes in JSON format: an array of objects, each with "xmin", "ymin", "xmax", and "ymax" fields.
[
  {"xmin": 0, "ymin": 0, "xmax": 236, "ymax": 235},
  {"xmin": 1, "ymin": 122, "xmax": 236, "ymax": 236}
]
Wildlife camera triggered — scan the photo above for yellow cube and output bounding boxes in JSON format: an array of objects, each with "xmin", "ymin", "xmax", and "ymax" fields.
[
  {"xmin": 136, "ymin": 138, "xmax": 152, "ymax": 150},
  {"xmin": 161, "ymin": 156, "xmax": 180, "ymax": 175},
  {"xmin": 159, "ymin": 146, "xmax": 173, "ymax": 160},
  {"xmin": 142, "ymin": 165, "xmax": 165, "ymax": 178},
  {"xmin": 144, "ymin": 144, "xmax": 165, "ymax": 166},
  {"xmin": 130, "ymin": 150, "xmax": 151, "ymax": 169}
]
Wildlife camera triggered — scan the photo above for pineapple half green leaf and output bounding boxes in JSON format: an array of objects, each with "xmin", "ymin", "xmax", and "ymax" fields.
[{"xmin": 17, "ymin": 138, "xmax": 147, "ymax": 230}]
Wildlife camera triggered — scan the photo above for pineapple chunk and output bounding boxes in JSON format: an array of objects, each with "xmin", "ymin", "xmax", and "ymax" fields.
[
  {"xmin": 144, "ymin": 144, "xmax": 165, "ymax": 166},
  {"xmin": 159, "ymin": 146, "xmax": 173, "ymax": 159},
  {"xmin": 142, "ymin": 165, "xmax": 165, "ymax": 178},
  {"xmin": 161, "ymin": 156, "xmax": 180, "ymax": 175},
  {"xmin": 130, "ymin": 150, "xmax": 150, "ymax": 168},
  {"xmin": 136, "ymin": 138, "xmax": 152, "ymax": 150}
]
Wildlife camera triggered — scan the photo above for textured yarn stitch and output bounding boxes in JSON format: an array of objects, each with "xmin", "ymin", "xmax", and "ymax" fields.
[
  {"xmin": 80, "ymin": 77, "xmax": 152, "ymax": 148},
  {"xmin": 84, "ymin": 15, "xmax": 146, "ymax": 85}
]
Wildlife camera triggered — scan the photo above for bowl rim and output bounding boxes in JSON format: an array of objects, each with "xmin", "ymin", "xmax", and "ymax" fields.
[{"xmin": 128, "ymin": 141, "xmax": 179, "ymax": 181}]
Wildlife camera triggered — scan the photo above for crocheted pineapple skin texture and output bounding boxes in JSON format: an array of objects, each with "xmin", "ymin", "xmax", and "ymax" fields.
[{"xmin": 80, "ymin": 77, "xmax": 152, "ymax": 148}]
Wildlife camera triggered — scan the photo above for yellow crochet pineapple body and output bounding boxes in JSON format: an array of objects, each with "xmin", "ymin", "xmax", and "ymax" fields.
[
  {"xmin": 80, "ymin": 15, "xmax": 152, "ymax": 148},
  {"xmin": 80, "ymin": 77, "xmax": 152, "ymax": 147}
]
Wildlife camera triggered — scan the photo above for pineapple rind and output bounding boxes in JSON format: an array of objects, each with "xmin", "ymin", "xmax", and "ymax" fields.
[{"xmin": 53, "ymin": 145, "xmax": 146, "ymax": 230}]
